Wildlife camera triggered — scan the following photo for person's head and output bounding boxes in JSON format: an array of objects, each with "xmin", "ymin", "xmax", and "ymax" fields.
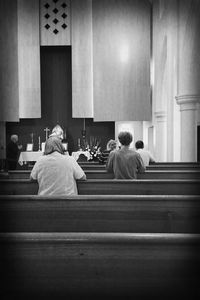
[
  {"xmin": 118, "ymin": 131, "xmax": 132, "ymax": 146},
  {"xmin": 106, "ymin": 139, "xmax": 117, "ymax": 151},
  {"xmin": 135, "ymin": 140, "xmax": 144, "ymax": 150},
  {"xmin": 50, "ymin": 125, "xmax": 64, "ymax": 140},
  {"xmin": 10, "ymin": 135, "xmax": 18, "ymax": 143},
  {"xmin": 44, "ymin": 136, "xmax": 65, "ymax": 155}
]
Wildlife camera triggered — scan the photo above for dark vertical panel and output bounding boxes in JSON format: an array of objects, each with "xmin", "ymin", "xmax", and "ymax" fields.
[
  {"xmin": 40, "ymin": 46, "xmax": 72, "ymax": 127},
  {"xmin": 198, "ymin": 126, "xmax": 200, "ymax": 162},
  {"xmin": 0, "ymin": 0, "xmax": 19, "ymax": 121}
]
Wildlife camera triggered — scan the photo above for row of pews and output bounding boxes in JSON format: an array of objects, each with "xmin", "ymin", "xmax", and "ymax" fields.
[{"xmin": 0, "ymin": 162, "xmax": 200, "ymax": 299}]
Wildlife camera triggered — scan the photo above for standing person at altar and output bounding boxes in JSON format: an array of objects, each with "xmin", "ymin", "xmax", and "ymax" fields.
[
  {"xmin": 6, "ymin": 134, "xmax": 22, "ymax": 170},
  {"xmin": 106, "ymin": 131, "xmax": 145, "ymax": 179},
  {"xmin": 30, "ymin": 136, "xmax": 86, "ymax": 196},
  {"xmin": 49, "ymin": 124, "xmax": 64, "ymax": 140}
]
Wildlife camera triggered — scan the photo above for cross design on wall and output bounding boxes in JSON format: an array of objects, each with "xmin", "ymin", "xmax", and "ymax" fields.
[{"xmin": 42, "ymin": 0, "xmax": 69, "ymax": 35}]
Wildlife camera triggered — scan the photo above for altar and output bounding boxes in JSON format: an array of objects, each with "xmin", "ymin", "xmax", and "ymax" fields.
[
  {"xmin": 18, "ymin": 151, "xmax": 44, "ymax": 166},
  {"xmin": 18, "ymin": 149, "xmax": 69, "ymax": 166}
]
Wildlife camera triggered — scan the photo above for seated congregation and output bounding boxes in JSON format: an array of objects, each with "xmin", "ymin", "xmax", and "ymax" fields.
[{"xmin": 1, "ymin": 126, "xmax": 200, "ymax": 299}]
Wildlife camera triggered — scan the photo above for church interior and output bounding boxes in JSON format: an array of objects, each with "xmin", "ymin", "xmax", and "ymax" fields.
[
  {"xmin": 0, "ymin": 0, "xmax": 200, "ymax": 299},
  {"xmin": 0, "ymin": 0, "xmax": 200, "ymax": 162}
]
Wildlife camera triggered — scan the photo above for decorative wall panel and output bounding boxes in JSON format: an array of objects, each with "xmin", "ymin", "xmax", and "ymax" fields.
[
  {"xmin": 0, "ymin": 0, "xmax": 19, "ymax": 121},
  {"xmin": 178, "ymin": 0, "xmax": 200, "ymax": 95},
  {"xmin": 18, "ymin": 0, "xmax": 41, "ymax": 118},
  {"xmin": 71, "ymin": 0, "xmax": 93, "ymax": 118},
  {"xmin": 93, "ymin": 0, "xmax": 151, "ymax": 121},
  {"xmin": 40, "ymin": 0, "xmax": 71, "ymax": 45}
]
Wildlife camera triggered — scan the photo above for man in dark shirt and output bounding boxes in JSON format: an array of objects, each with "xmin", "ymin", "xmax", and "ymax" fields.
[
  {"xmin": 6, "ymin": 135, "xmax": 22, "ymax": 170},
  {"xmin": 106, "ymin": 131, "xmax": 145, "ymax": 179}
]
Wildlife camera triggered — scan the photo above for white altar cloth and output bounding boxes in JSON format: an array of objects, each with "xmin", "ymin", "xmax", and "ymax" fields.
[
  {"xmin": 18, "ymin": 151, "xmax": 69, "ymax": 165},
  {"xmin": 71, "ymin": 151, "xmax": 91, "ymax": 161},
  {"xmin": 18, "ymin": 151, "xmax": 44, "ymax": 165}
]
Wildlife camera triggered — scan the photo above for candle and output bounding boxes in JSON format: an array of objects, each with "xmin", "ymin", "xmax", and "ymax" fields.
[
  {"xmin": 83, "ymin": 118, "xmax": 85, "ymax": 130},
  {"xmin": 39, "ymin": 136, "xmax": 40, "ymax": 144}
]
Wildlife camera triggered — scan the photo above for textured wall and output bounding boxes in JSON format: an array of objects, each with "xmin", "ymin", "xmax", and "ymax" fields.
[
  {"xmin": 71, "ymin": 0, "xmax": 93, "ymax": 118},
  {"xmin": 93, "ymin": 0, "xmax": 151, "ymax": 121},
  {"xmin": 0, "ymin": 0, "xmax": 19, "ymax": 122},
  {"xmin": 18, "ymin": 0, "xmax": 41, "ymax": 118}
]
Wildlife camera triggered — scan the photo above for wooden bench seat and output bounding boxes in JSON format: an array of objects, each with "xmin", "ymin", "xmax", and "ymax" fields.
[
  {"xmin": 1, "ymin": 232, "xmax": 200, "ymax": 299},
  {"xmin": 0, "ymin": 195, "xmax": 200, "ymax": 233},
  {"xmin": 0, "ymin": 178, "xmax": 200, "ymax": 195}
]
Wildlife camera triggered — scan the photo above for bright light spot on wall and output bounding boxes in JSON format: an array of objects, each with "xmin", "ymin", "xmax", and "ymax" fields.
[
  {"xmin": 119, "ymin": 44, "xmax": 129, "ymax": 63},
  {"xmin": 150, "ymin": 59, "xmax": 154, "ymax": 87}
]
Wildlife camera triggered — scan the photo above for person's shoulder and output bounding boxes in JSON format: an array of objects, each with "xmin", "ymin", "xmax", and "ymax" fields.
[
  {"xmin": 133, "ymin": 150, "xmax": 142, "ymax": 158},
  {"xmin": 35, "ymin": 154, "xmax": 48, "ymax": 164}
]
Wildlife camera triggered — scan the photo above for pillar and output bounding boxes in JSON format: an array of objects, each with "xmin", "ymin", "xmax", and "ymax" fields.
[
  {"xmin": 176, "ymin": 0, "xmax": 200, "ymax": 161},
  {"xmin": 154, "ymin": 111, "xmax": 167, "ymax": 162},
  {"xmin": 176, "ymin": 95, "xmax": 199, "ymax": 161}
]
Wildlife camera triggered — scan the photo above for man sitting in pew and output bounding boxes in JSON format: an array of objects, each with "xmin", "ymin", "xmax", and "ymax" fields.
[
  {"xmin": 135, "ymin": 140, "xmax": 155, "ymax": 167},
  {"xmin": 30, "ymin": 136, "xmax": 86, "ymax": 196},
  {"xmin": 106, "ymin": 131, "xmax": 145, "ymax": 179}
]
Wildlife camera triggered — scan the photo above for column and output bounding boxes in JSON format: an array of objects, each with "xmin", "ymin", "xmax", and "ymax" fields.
[
  {"xmin": 154, "ymin": 111, "xmax": 167, "ymax": 162},
  {"xmin": 176, "ymin": 0, "xmax": 200, "ymax": 161},
  {"xmin": 176, "ymin": 95, "xmax": 199, "ymax": 161}
]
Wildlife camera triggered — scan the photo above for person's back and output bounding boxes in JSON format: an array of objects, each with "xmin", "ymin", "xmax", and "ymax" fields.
[
  {"xmin": 30, "ymin": 137, "xmax": 86, "ymax": 196},
  {"xmin": 106, "ymin": 132, "xmax": 145, "ymax": 179},
  {"xmin": 135, "ymin": 140, "xmax": 155, "ymax": 167}
]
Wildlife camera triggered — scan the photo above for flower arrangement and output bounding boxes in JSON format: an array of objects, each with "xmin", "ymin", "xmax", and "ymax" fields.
[{"xmin": 84, "ymin": 136, "xmax": 101, "ymax": 161}]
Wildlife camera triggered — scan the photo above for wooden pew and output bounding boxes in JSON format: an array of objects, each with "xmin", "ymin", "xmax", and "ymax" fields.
[
  {"xmin": 1, "ymin": 232, "xmax": 200, "ymax": 299},
  {"xmin": 0, "ymin": 178, "xmax": 200, "ymax": 195},
  {"xmin": 5, "ymin": 169, "xmax": 200, "ymax": 179},
  {"xmin": 147, "ymin": 162, "xmax": 200, "ymax": 170},
  {"xmin": 1, "ymin": 195, "xmax": 200, "ymax": 233},
  {"xmin": 149, "ymin": 162, "xmax": 200, "ymax": 167}
]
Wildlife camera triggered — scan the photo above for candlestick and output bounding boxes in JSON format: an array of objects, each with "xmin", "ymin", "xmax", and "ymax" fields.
[
  {"xmin": 44, "ymin": 127, "xmax": 50, "ymax": 141},
  {"xmin": 83, "ymin": 118, "xmax": 85, "ymax": 130},
  {"xmin": 30, "ymin": 133, "xmax": 34, "ymax": 144},
  {"xmin": 38, "ymin": 136, "xmax": 41, "ymax": 151},
  {"xmin": 78, "ymin": 138, "xmax": 81, "ymax": 150}
]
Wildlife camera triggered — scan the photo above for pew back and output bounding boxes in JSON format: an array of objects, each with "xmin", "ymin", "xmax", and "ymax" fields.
[
  {"xmin": 0, "ymin": 178, "xmax": 200, "ymax": 195},
  {"xmin": 4, "ymin": 169, "xmax": 200, "ymax": 179},
  {"xmin": 1, "ymin": 195, "xmax": 200, "ymax": 233},
  {"xmin": 1, "ymin": 232, "xmax": 200, "ymax": 299}
]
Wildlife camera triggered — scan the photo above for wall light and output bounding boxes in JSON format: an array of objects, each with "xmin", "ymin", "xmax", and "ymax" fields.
[{"xmin": 119, "ymin": 44, "xmax": 129, "ymax": 63}]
